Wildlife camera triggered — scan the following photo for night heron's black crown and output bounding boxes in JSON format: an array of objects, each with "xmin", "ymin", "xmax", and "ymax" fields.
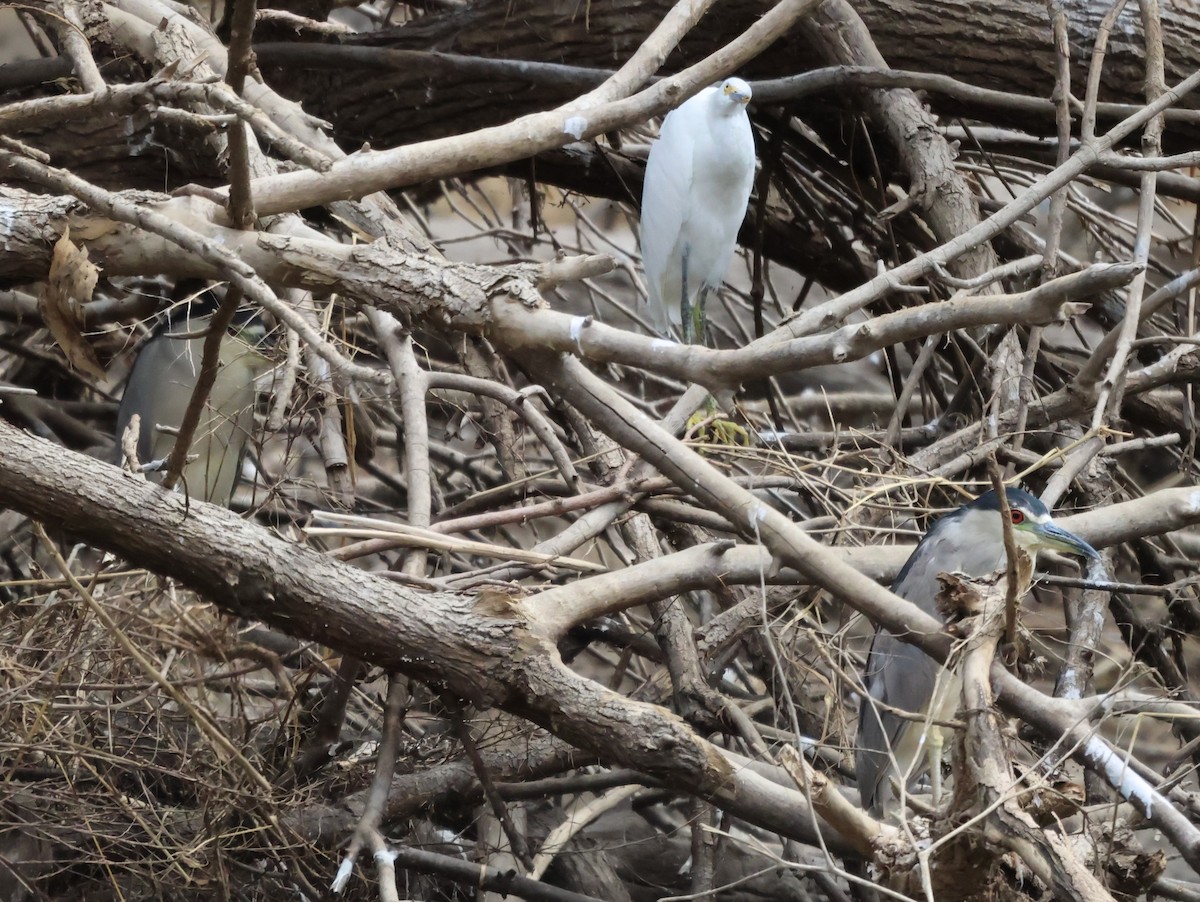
[{"xmin": 964, "ymin": 487, "xmax": 1048, "ymax": 518}]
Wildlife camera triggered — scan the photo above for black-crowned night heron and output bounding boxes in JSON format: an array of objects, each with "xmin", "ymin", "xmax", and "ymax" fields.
[
  {"xmin": 856, "ymin": 487, "xmax": 1099, "ymax": 814},
  {"xmin": 113, "ymin": 291, "xmax": 268, "ymax": 507},
  {"xmin": 640, "ymin": 77, "xmax": 755, "ymax": 344}
]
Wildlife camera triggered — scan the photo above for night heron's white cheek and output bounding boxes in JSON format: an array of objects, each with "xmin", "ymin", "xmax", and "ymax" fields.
[{"xmin": 1015, "ymin": 529, "xmax": 1041, "ymax": 553}]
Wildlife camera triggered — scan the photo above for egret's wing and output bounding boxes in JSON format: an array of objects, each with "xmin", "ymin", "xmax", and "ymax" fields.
[
  {"xmin": 695, "ymin": 113, "xmax": 756, "ymax": 293},
  {"xmin": 640, "ymin": 95, "xmax": 706, "ymax": 332}
]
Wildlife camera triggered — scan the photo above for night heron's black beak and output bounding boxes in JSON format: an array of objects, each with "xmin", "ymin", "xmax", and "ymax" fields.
[{"xmin": 1035, "ymin": 522, "xmax": 1099, "ymax": 560}]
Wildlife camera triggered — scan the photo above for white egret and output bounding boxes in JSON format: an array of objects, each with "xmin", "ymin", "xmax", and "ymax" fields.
[{"xmin": 640, "ymin": 77, "xmax": 756, "ymax": 344}]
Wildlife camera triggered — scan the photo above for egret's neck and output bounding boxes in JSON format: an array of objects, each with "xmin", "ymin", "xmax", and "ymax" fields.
[{"xmin": 713, "ymin": 101, "xmax": 745, "ymax": 119}]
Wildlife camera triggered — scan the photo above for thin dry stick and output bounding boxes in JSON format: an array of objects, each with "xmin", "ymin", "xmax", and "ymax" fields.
[
  {"xmin": 305, "ymin": 520, "xmax": 606, "ymax": 572},
  {"xmin": 778, "ymin": 745, "xmax": 886, "ymax": 858},
  {"xmin": 372, "ymin": 839, "xmax": 401, "ymax": 902},
  {"xmin": 243, "ymin": 0, "xmax": 819, "ymax": 213},
  {"xmin": 388, "ymin": 846, "xmax": 605, "ymax": 902},
  {"xmin": 573, "ymin": 0, "xmax": 718, "ymax": 107},
  {"xmin": 224, "ymin": 0, "xmax": 258, "ymax": 229},
  {"xmin": 428, "ymin": 371, "xmax": 579, "ymax": 489},
  {"xmin": 444, "ymin": 703, "xmax": 534, "ymax": 873},
  {"xmin": 266, "ymin": 294, "xmax": 302, "ymax": 431},
  {"xmin": 688, "ymin": 799, "xmax": 718, "ymax": 900},
  {"xmin": 332, "ymin": 679, "xmax": 408, "ymax": 895},
  {"xmin": 1039, "ymin": 4, "xmax": 1076, "ymax": 273},
  {"xmin": 48, "ymin": 2, "xmax": 106, "ymax": 93},
  {"xmin": 31, "ymin": 523, "xmax": 273, "ymax": 795},
  {"xmin": 529, "ymin": 784, "xmax": 642, "ymax": 880},
  {"xmin": 1058, "ymin": 0, "xmax": 1167, "ymax": 488},
  {"xmin": 987, "ymin": 462, "xmax": 1021, "ymax": 650},
  {"xmin": 334, "ymin": 310, "xmax": 433, "ymax": 894},
  {"xmin": 1079, "ymin": 0, "xmax": 1133, "ymax": 143},
  {"xmin": 491, "ymin": 261, "xmax": 1141, "ymax": 388},
  {"xmin": 0, "ymin": 149, "xmax": 385, "ymax": 385},
  {"xmin": 304, "ymin": 341, "xmax": 354, "ymax": 501},
  {"xmin": 1105, "ymin": 0, "xmax": 1167, "ymax": 424},
  {"xmin": 880, "ymin": 333, "xmax": 939, "ymax": 454},
  {"xmin": 1013, "ymin": 1, "xmax": 1074, "ymax": 456}
]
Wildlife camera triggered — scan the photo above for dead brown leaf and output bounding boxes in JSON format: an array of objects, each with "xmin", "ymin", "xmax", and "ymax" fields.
[{"xmin": 39, "ymin": 228, "xmax": 105, "ymax": 380}]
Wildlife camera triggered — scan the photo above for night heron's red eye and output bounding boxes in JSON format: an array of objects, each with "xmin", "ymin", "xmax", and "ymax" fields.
[{"xmin": 1010, "ymin": 510, "xmax": 1025, "ymax": 525}]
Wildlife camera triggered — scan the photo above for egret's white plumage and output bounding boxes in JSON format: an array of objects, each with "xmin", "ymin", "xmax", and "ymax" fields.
[{"xmin": 640, "ymin": 77, "xmax": 756, "ymax": 341}]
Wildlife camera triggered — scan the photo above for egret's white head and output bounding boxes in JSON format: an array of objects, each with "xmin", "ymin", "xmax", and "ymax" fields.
[{"xmin": 720, "ymin": 77, "xmax": 752, "ymax": 107}]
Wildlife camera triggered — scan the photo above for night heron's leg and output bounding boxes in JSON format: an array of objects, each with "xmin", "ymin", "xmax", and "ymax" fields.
[
  {"xmin": 927, "ymin": 726, "xmax": 945, "ymax": 807},
  {"xmin": 680, "ymin": 248, "xmax": 693, "ymax": 345}
]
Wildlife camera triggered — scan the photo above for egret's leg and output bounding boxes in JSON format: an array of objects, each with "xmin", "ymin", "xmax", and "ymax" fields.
[
  {"xmin": 694, "ymin": 286, "xmax": 710, "ymax": 348},
  {"xmin": 679, "ymin": 249, "xmax": 693, "ymax": 345},
  {"xmin": 926, "ymin": 726, "xmax": 944, "ymax": 807}
]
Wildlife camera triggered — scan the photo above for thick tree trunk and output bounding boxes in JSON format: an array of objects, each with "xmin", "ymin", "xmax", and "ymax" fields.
[
  {"xmin": 255, "ymin": 0, "xmax": 1200, "ymax": 149},
  {"xmin": 0, "ymin": 417, "xmax": 842, "ymax": 851},
  {"xmin": 4, "ymin": 0, "xmax": 1200, "ymax": 894}
]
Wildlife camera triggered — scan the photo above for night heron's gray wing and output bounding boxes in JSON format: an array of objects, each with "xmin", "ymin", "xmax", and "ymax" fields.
[
  {"xmin": 113, "ymin": 329, "xmax": 187, "ymax": 468},
  {"xmin": 114, "ymin": 326, "xmax": 262, "ymax": 506},
  {"xmin": 856, "ymin": 629, "xmax": 945, "ymax": 812},
  {"xmin": 855, "ymin": 521, "xmax": 965, "ymax": 812}
]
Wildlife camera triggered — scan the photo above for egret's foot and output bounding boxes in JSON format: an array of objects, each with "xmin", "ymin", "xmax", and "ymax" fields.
[
  {"xmin": 710, "ymin": 416, "xmax": 752, "ymax": 446},
  {"xmin": 926, "ymin": 729, "xmax": 946, "ymax": 811},
  {"xmin": 684, "ymin": 411, "xmax": 752, "ymax": 447}
]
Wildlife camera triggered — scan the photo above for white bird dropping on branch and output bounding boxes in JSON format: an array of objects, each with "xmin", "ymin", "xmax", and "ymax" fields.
[
  {"xmin": 563, "ymin": 116, "xmax": 588, "ymax": 140},
  {"xmin": 331, "ymin": 857, "xmax": 353, "ymax": 893},
  {"xmin": 639, "ymin": 77, "xmax": 756, "ymax": 343}
]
